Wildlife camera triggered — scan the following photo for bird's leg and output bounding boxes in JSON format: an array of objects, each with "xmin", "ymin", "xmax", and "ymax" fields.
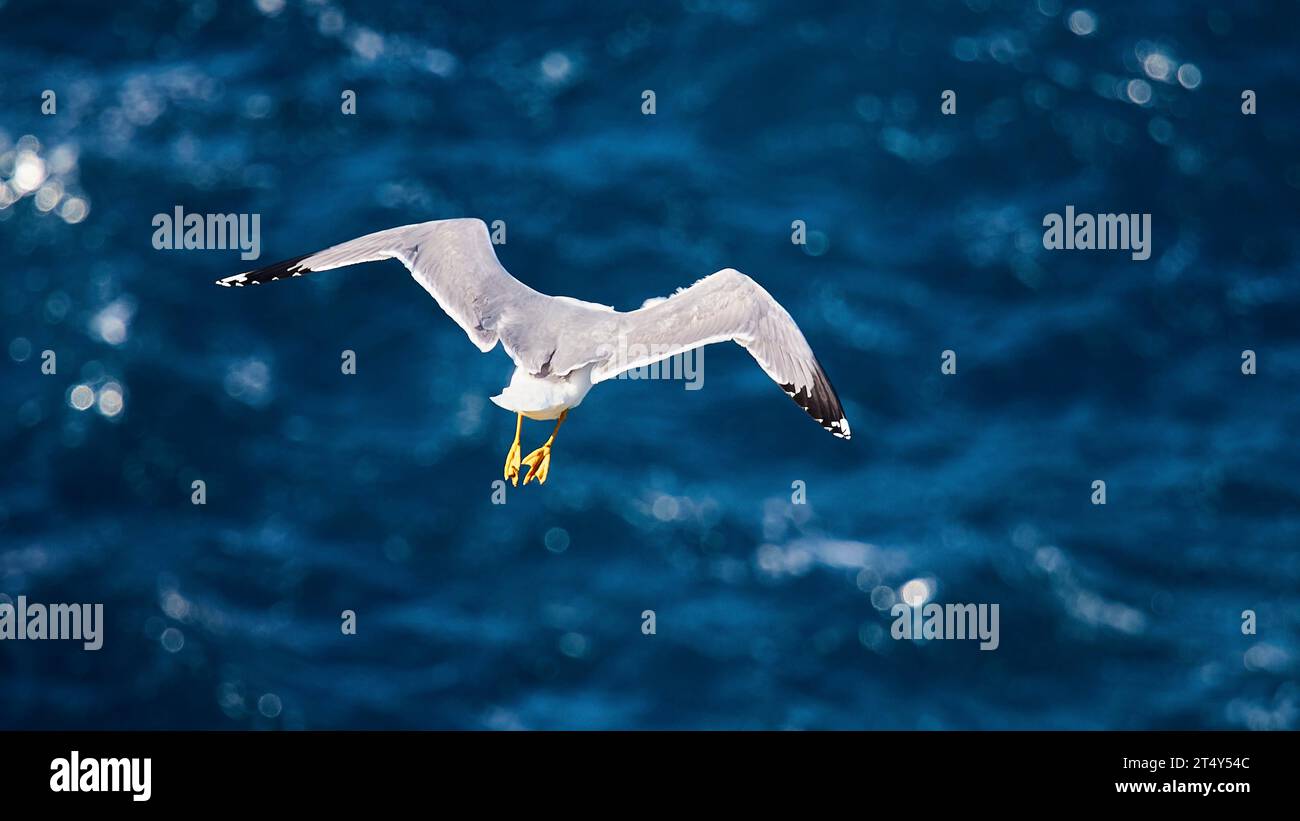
[
  {"xmin": 522, "ymin": 410, "xmax": 567, "ymax": 486},
  {"xmin": 503, "ymin": 413, "xmax": 524, "ymax": 486}
]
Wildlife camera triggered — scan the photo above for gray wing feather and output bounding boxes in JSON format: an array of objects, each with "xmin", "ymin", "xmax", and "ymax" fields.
[
  {"xmin": 216, "ymin": 218, "xmax": 548, "ymax": 365},
  {"xmin": 589, "ymin": 268, "xmax": 851, "ymax": 439}
]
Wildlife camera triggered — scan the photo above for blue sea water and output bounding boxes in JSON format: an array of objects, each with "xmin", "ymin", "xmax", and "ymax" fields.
[{"xmin": 1, "ymin": 0, "xmax": 1298, "ymax": 729}]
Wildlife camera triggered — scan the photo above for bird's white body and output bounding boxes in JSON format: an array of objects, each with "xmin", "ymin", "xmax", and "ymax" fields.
[{"xmin": 491, "ymin": 364, "xmax": 594, "ymax": 420}]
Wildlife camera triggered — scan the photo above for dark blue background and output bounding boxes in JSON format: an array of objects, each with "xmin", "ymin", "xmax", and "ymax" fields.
[{"xmin": 2, "ymin": 0, "xmax": 1298, "ymax": 729}]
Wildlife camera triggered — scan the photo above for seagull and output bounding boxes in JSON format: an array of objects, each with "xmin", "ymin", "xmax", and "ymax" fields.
[{"xmin": 216, "ymin": 218, "xmax": 850, "ymax": 485}]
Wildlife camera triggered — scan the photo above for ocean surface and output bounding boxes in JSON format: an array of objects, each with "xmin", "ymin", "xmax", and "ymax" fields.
[{"xmin": 2, "ymin": 0, "xmax": 1298, "ymax": 729}]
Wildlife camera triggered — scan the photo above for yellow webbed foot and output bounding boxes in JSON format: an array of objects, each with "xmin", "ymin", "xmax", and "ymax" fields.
[
  {"xmin": 521, "ymin": 445, "xmax": 552, "ymax": 485},
  {"xmin": 503, "ymin": 413, "xmax": 524, "ymax": 486},
  {"xmin": 504, "ymin": 441, "xmax": 522, "ymax": 486}
]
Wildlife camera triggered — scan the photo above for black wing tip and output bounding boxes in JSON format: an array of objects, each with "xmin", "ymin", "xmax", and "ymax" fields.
[
  {"xmin": 781, "ymin": 366, "xmax": 851, "ymax": 440},
  {"xmin": 215, "ymin": 253, "xmax": 314, "ymax": 288}
]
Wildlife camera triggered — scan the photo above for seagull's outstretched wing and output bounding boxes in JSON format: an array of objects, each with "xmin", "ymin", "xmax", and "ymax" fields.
[
  {"xmin": 216, "ymin": 218, "xmax": 546, "ymax": 359},
  {"xmin": 590, "ymin": 268, "xmax": 851, "ymax": 439}
]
